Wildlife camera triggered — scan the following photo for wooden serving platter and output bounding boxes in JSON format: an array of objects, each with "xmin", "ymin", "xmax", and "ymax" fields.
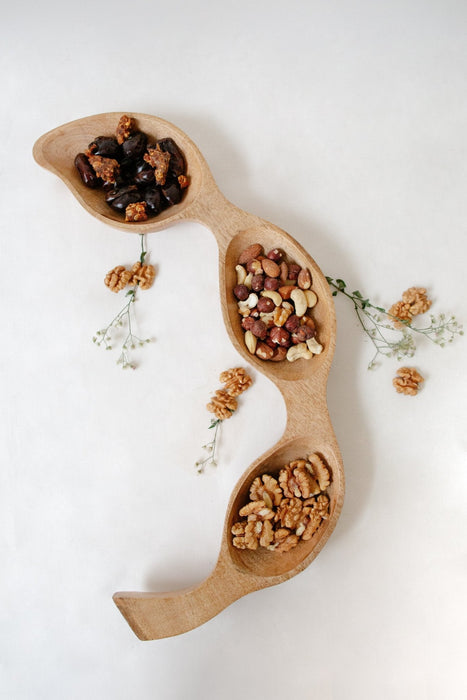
[{"xmin": 33, "ymin": 113, "xmax": 345, "ymax": 640}]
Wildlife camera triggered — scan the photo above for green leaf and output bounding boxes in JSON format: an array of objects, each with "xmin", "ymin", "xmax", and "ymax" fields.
[
  {"xmin": 335, "ymin": 278, "xmax": 346, "ymax": 290},
  {"xmin": 325, "ymin": 276, "xmax": 334, "ymax": 284},
  {"xmin": 332, "ymin": 291, "xmax": 338, "ymax": 296},
  {"xmin": 352, "ymin": 290, "xmax": 363, "ymax": 299}
]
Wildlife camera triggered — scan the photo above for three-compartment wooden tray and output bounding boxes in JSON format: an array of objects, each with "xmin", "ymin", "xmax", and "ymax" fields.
[{"xmin": 33, "ymin": 113, "xmax": 345, "ymax": 640}]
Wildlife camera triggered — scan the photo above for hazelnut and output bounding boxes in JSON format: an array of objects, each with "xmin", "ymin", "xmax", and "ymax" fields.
[
  {"xmin": 269, "ymin": 327, "xmax": 291, "ymax": 347},
  {"xmin": 288, "ymin": 263, "xmax": 301, "ymax": 281},
  {"xmin": 233, "ymin": 284, "xmax": 249, "ymax": 301},
  {"xmin": 292, "ymin": 325, "xmax": 314, "ymax": 344},
  {"xmin": 251, "ymin": 274, "xmax": 264, "ymax": 292},
  {"xmin": 270, "ymin": 346, "xmax": 287, "ymax": 362},
  {"xmin": 264, "ymin": 277, "xmax": 279, "ymax": 291},
  {"xmin": 301, "ymin": 316, "xmax": 316, "ymax": 332},
  {"xmin": 250, "ymin": 319, "xmax": 267, "ymax": 340},
  {"xmin": 241, "ymin": 316, "xmax": 256, "ymax": 331},
  {"xmin": 246, "ymin": 259, "xmax": 263, "ymax": 275},
  {"xmin": 267, "ymin": 248, "xmax": 283, "ymax": 262},
  {"xmin": 256, "ymin": 342, "xmax": 275, "ymax": 360},
  {"xmin": 257, "ymin": 297, "xmax": 275, "ymax": 313},
  {"xmin": 284, "ymin": 314, "xmax": 301, "ymax": 333}
]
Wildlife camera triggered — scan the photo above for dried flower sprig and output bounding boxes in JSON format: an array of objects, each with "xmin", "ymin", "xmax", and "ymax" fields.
[
  {"xmin": 93, "ymin": 235, "xmax": 154, "ymax": 369},
  {"xmin": 326, "ymin": 277, "xmax": 463, "ymax": 369},
  {"xmin": 195, "ymin": 368, "xmax": 253, "ymax": 474}
]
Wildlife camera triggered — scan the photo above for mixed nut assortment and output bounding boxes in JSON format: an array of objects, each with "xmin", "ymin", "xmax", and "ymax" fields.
[
  {"xmin": 233, "ymin": 243, "xmax": 322, "ymax": 362},
  {"xmin": 74, "ymin": 114, "xmax": 189, "ymax": 222},
  {"xmin": 231, "ymin": 454, "xmax": 332, "ymax": 553}
]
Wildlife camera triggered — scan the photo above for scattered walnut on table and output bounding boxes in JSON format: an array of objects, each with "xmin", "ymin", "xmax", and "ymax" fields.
[
  {"xmin": 206, "ymin": 389, "xmax": 238, "ymax": 420},
  {"xmin": 393, "ymin": 367, "xmax": 424, "ymax": 396},
  {"xmin": 219, "ymin": 367, "xmax": 253, "ymax": 397}
]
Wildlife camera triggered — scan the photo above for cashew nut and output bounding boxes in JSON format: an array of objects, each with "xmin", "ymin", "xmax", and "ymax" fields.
[
  {"xmin": 261, "ymin": 290, "xmax": 282, "ymax": 307},
  {"xmin": 286, "ymin": 342, "xmax": 314, "ymax": 362},
  {"xmin": 304, "ymin": 289, "xmax": 318, "ymax": 308},
  {"xmin": 290, "ymin": 288, "xmax": 307, "ymax": 317},
  {"xmin": 235, "ymin": 264, "xmax": 247, "ymax": 285},
  {"xmin": 306, "ymin": 337, "xmax": 323, "ymax": 354}
]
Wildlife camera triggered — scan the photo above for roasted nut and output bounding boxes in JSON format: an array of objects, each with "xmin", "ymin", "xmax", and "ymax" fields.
[
  {"xmin": 261, "ymin": 290, "xmax": 282, "ymax": 307},
  {"xmin": 264, "ymin": 277, "xmax": 279, "ymax": 291},
  {"xmin": 292, "ymin": 325, "xmax": 314, "ymax": 344},
  {"xmin": 244, "ymin": 330, "xmax": 257, "ymax": 354},
  {"xmin": 288, "ymin": 263, "xmax": 301, "ymax": 281},
  {"xmin": 246, "ymin": 259, "xmax": 263, "ymax": 275},
  {"xmin": 284, "ymin": 314, "xmax": 301, "ymax": 333},
  {"xmin": 257, "ymin": 297, "xmax": 275, "ymax": 313},
  {"xmin": 300, "ymin": 315, "xmax": 316, "ymax": 331},
  {"xmin": 246, "ymin": 292, "xmax": 259, "ymax": 308},
  {"xmin": 304, "ymin": 289, "xmax": 318, "ymax": 308},
  {"xmin": 278, "ymin": 285, "xmax": 296, "ymax": 300},
  {"xmin": 233, "ymin": 284, "xmax": 249, "ymax": 301},
  {"xmin": 251, "ymin": 274, "xmax": 265, "ymax": 292},
  {"xmin": 243, "ymin": 273, "xmax": 253, "ymax": 289},
  {"xmin": 270, "ymin": 346, "xmax": 287, "ymax": 361},
  {"xmin": 287, "ymin": 343, "xmax": 314, "ymax": 361},
  {"xmin": 306, "ymin": 337, "xmax": 323, "ymax": 354},
  {"xmin": 259, "ymin": 312, "xmax": 275, "ymax": 328},
  {"xmin": 290, "ymin": 288, "xmax": 307, "ymax": 317},
  {"xmin": 269, "ymin": 327, "xmax": 291, "ymax": 347},
  {"xmin": 279, "ymin": 261, "xmax": 289, "ymax": 282},
  {"xmin": 267, "ymin": 248, "xmax": 283, "ymax": 262},
  {"xmin": 250, "ymin": 319, "xmax": 267, "ymax": 339},
  {"xmin": 297, "ymin": 268, "xmax": 312, "ymax": 289},
  {"xmin": 241, "ymin": 316, "xmax": 256, "ymax": 331},
  {"xmin": 235, "ymin": 264, "xmax": 247, "ymax": 285},
  {"xmin": 116, "ymin": 114, "xmax": 136, "ymax": 144},
  {"xmin": 261, "ymin": 258, "xmax": 280, "ymax": 277},
  {"xmin": 88, "ymin": 154, "xmax": 120, "ymax": 183},
  {"xmin": 273, "ymin": 305, "xmax": 292, "ymax": 327},
  {"xmin": 256, "ymin": 342, "xmax": 275, "ymax": 360},
  {"xmin": 238, "ymin": 243, "xmax": 263, "ymax": 265},
  {"xmin": 125, "ymin": 201, "xmax": 148, "ymax": 222}
]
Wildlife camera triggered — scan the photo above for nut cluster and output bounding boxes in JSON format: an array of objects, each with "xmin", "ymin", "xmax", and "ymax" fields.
[
  {"xmin": 206, "ymin": 367, "xmax": 253, "ymax": 421},
  {"xmin": 233, "ymin": 243, "xmax": 322, "ymax": 362},
  {"xmin": 231, "ymin": 454, "xmax": 332, "ymax": 553},
  {"xmin": 104, "ymin": 261, "xmax": 155, "ymax": 292},
  {"xmin": 388, "ymin": 287, "xmax": 432, "ymax": 329},
  {"xmin": 393, "ymin": 366, "xmax": 424, "ymax": 395},
  {"xmin": 74, "ymin": 114, "xmax": 189, "ymax": 223}
]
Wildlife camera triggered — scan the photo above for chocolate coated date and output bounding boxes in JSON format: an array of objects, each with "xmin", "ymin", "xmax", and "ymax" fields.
[{"xmin": 74, "ymin": 153, "xmax": 100, "ymax": 188}]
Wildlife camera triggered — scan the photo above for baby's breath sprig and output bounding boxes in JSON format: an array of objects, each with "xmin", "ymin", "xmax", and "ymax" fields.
[
  {"xmin": 195, "ymin": 418, "xmax": 223, "ymax": 474},
  {"xmin": 93, "ymin": 235, "xmax": 154, "ymax": 370},
  {"xmin": 326, "ymin": 277, "xmax": 463, "ymax": 369}
]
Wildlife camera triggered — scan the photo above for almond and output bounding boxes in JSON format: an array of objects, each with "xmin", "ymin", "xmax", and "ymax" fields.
[
  {"xmin": 238, "ymin": 243, "xmax": 263, "ymax": 265},
  {"xmin": 297, "ymin": 268, "xmax": 312, "ymax": 289},
  {"xmin": 261, "ymin": 258, "xmax": 280, "ymax": 278}
]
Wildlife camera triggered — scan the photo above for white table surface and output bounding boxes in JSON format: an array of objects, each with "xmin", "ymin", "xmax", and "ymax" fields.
[{"xmin": 2, "ymin": 1, "xmax": 466, "ymax": 698}]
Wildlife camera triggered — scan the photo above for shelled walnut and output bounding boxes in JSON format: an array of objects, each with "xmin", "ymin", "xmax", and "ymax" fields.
[
  {"xmin": 231, "ymin": 455, "xmax": 332, "ymax": 553},
  {"xmin": 233, "ymin": 243, "xmax": 323, "ymax": 362}
]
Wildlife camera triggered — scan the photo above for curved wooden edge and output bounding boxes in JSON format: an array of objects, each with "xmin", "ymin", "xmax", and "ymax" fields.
[{"xmin": 112, "ymin": 553, "xmax": 262, "ymax": 641}]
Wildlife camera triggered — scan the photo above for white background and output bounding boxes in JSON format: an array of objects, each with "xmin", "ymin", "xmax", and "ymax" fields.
[{"xmin": 1, "ymin": 1, "xmax": 466, "ymax": 698}]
